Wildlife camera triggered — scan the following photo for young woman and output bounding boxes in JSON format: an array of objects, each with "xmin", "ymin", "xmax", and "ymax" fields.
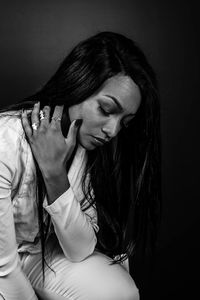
[{"xmin": 0, "ymin": 31, "xmax": 161, "ymax": 300}]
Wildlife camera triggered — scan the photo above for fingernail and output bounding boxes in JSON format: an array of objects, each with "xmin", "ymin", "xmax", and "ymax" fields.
[
  {"xmin": 22, "ymin": 109, "xmax": 27, "ymax": 116},
  {"xmin": 75, "ymin": 119, "xmax": 83, "ymax": 127}
]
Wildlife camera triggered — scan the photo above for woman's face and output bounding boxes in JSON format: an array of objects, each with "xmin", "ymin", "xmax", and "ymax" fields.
[{"xmin": 68, "ymin": 74, "xmax": 141, "ymax": 150}]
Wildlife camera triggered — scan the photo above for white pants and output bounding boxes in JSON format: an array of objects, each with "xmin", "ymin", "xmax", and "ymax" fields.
[{"xmin": 1, "ymin": 244, "xmax": 140, "ymax": 300}]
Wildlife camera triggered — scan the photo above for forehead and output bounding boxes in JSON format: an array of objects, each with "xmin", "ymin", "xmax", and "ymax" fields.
[{"xmin": 97, "ymin": 75, "xmax": 141, "ymax": 114}]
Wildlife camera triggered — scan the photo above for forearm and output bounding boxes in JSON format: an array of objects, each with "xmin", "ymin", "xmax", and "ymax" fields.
[
  {"xmin": 43, "ymin": 187, "xmax": 98, "ymax": 262},
  {"xmin": 42, "ymin": 161, "xmax": 98, "ymax": 261}
]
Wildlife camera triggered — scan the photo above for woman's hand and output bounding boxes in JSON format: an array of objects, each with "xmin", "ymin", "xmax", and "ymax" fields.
[{"xmin": 21, "ymin": 102, "xmax": 82, "ymax": 179}]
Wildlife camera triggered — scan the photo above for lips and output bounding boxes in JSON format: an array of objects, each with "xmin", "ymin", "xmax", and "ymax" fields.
[{"xmin": 93, "ymin": 136, "xmax": 107, "ymax": 145}]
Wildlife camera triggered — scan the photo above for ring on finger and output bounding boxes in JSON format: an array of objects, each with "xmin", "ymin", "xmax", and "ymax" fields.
[
  {"xmin": 32, "ymin": 122, "xmax": 39, "ymax": 130},
  {"xmin": 42, "ymin": 106, "xmax": 51, "ymax": 119},
  {"xmin": 39, "ymin": 110, "xmax": 46, "ymax": 120},
  {"xmin": 52, "ymin": 116, "xmax": 62, "ymax": 122}
]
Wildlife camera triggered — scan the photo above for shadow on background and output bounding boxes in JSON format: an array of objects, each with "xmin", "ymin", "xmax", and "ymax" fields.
[{"xmin": 131, "ymin": 220, "xmax": 200, "ymax": 299}]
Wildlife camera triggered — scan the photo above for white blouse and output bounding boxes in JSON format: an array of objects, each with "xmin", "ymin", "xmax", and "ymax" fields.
[{"xmin": 0, "ymin": 110, "xmax": 99, "ymax": 277}]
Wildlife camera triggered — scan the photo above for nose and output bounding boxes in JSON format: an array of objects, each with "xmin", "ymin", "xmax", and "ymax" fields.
[{"xmin": 102, "ymin": 118, "xmax": 121, "ymax": 139}]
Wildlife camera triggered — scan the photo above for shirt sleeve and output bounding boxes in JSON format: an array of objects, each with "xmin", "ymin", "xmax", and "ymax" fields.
[
  {"xmin": 43, "ymin": 186, "xmax": 99, "ymax": 262},
  {"xmin": 0, "ymin": 123, "xmax": 38, "ymax": 299}
]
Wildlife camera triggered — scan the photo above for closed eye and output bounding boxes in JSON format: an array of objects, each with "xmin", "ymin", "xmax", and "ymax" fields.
[{"xmin": 99, "ymin": 106, "xmax": 110, "ymax": 116}]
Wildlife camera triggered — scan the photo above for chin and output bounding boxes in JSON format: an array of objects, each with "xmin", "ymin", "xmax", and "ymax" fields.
[
  {"xmin": 79, "ymin": 140, "xmax": 96, "ymax": 151},
  {"xmin": 77, "ymin": 135, "xmax": 96, "ymax": 151}
]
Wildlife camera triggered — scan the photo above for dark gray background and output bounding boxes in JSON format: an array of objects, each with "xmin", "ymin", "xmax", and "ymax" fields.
[{"xmin": 0, "ymin": 0, "xmax": 199, "ymax": 299}]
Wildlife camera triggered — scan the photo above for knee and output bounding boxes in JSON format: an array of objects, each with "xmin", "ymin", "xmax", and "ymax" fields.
[
  {"xmin": 106, "ymin": 277, "xmax": 140, "ymax": 300},
  {"xmin": 113, "ymin": 275, "xmax": 140, "ymax": 300},
  {"xmin": 122, "ymin": 283, "xmax": 140, "ymax": 300}
]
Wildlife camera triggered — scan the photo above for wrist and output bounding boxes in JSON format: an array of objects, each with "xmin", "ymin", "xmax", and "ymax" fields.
[{"xmin": 42, "ymin": 168, "xmax": 70, "ymax": 205}]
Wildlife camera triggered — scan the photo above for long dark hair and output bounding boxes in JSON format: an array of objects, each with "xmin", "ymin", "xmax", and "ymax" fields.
[{"xmin": 0, "ymin": 31, "xmax": 161, "ymax": 281}]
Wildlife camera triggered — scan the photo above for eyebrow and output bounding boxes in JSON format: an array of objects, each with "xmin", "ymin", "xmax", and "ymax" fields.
[{"xmin": 104, "ymin": 95, "xmax": 136, "ymax": 116}]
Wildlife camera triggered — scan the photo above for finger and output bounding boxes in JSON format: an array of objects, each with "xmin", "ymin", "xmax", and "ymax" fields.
[
  {"xmin": 65, "ymin": 119, "xmax": 82, "ymax": 146},
  {"xmin": 40, "ymin": 105, "xmax": 50, "ymax": 129},
  {"xmin": 51, "ymin": 105, "xmax": 64, "ymax": 128},
  {"xmin": 64, "ymin": 120, "xmax": 77, "ymax": 158},
  {"xmin": 21, "ymin": 110, "xmax": 33, "ymax": 139},
  {"xmin": 31, "ymin": 102, "xmax": 40, "ymax": 135}
]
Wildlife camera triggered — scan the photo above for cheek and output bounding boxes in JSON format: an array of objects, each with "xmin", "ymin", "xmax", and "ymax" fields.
[
  {"xmin": 78, "ymin": 107, "xmax": 101, "ymax": 148},
  {"xmin": 81, "ymin": 118, "xmax": 98, "ymax": 138},
  {"xmin": 81, "ymin": 107, "xmax": 101, "ymax": 131}
]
